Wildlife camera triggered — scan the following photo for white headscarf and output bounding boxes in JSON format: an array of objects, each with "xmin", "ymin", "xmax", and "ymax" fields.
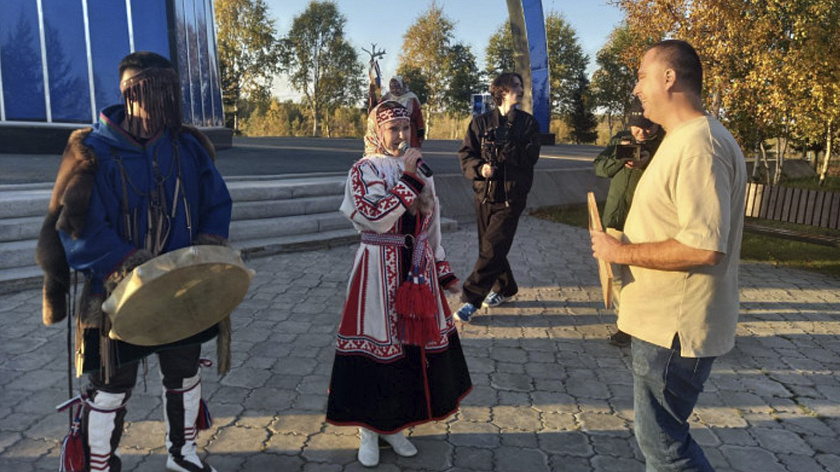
[{"xmin": 382, "ymin": 76, "xmax": 419, "ymax": 113}]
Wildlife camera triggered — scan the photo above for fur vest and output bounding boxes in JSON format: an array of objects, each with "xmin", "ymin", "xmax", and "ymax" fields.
[{"xmin": 35, "ymin": 125, "xmax": 217, "ymax": 326}]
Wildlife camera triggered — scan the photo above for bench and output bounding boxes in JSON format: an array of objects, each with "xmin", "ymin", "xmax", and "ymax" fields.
[{"xmin": 743, "ymin": 182, "xmax": 840, "ymax": 247}]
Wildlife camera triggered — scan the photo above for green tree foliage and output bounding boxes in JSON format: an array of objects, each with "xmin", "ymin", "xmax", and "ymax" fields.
[
  {"xmin": 485, "ymin": 23, "xmax": 516, "ymax": 79},
  {"xmin": 327, "ymin": 106, "xmax": 367, "ymax": 138},
  {"xmin": 445, "ymin": 43, "xmax": 482, "ymax": 114},
  {"xmin": 546, "ymin": 13, "xmax": 589, "ymax": 118},
  {"xmin": 485, "ymin": 13, "xmax": 588, "ymax": 121},
  {"xmin": 565, "ymin": 72, "xmax": 599, "ymax": 144},
  {"xmin": 241, "ymin": 99, "xmax": 365, "ymax": 138},
  {"xmin": 615, "ymin": 0, "xmax": 840, "ymax": 184},
  {"xmin": 398, "ymin": 3, "xmax": 456, "ymax": 122},
  {"xmin": 215, "ymin": 0, "xmax": 281, "ymax": 132},
  {"xmin": 241, "ymin": 99, "xmax": 309, "ymax": 136},
  {"xmin": 397, "ymin": 66, "xmax": 429, "ymax": 105},
  {"xmin": 590, "ymin": 26, "xmax": 648, "ymax": 135},
  {"xmin": 279, "ymin": 1, "xmax": 365, "ymax": 136}
]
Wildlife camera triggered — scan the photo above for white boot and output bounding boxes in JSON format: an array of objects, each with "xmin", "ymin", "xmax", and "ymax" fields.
[
  {"xmin": 381, "ymin": 430, "xmax": 418, "ymax": 457},
  {"xmin": 84, "ymin": 390, "xmax": 127, "ymax": 472},
  {"xmin": 358, "ymin": 427, "xmax": 380, "ymax": 467},
  {"xmin": 164, "ymin": 372, "xmax": 216, "ymax": 472}
]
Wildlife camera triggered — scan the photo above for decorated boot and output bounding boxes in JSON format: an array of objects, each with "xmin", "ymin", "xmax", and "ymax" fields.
[
  {"xmin": 83, "ymin": 390, "xmax": 127, "ymax": 472},
  {"xmin": 163, "ymin": 372, "xmax": 216, "ymax": 472}
]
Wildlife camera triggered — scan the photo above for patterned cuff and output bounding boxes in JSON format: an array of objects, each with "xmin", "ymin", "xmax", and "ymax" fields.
[
  {"xmin": 401, "ymin": 172, "xmax": 425, "ymax": 193},
  {"xmin": 393, "ymin": 173, "xmax": 425, "ymax": 209},
  {"xmin": 436, "ymin": 261, "xmax": 458, "ymax": 289}
]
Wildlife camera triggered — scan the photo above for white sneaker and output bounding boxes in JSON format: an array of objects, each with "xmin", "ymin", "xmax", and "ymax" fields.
[
  {"xmin": 454, "ymin": 303, "xmax": 478, "ymax": 323},
  {"xmin": 358, "ymin": 428, "xmax": 380, "ymax": 467},
  {"xmin": 166, "ymin": 453, "xmax": 217, "ymax": 472},
  {"xmin": 482, "ymin": 291, "xmax": 508, "ymax": 308},
  {"xmin": 381, "ymin": 431, "xmax": 418, "ymax": 457}
]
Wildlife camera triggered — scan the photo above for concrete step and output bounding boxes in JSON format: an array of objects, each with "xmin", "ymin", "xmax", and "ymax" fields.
[
  {"xmin": 237, "ymin": 228, "xmax": 361, "ymax": 259},
  {"xmin": 227, "ymin": 177, "xmax": 344, "ymax": 202},
  {"xmin": 0, "ymin": 265, "xmax": 42, "ymax": 293},
  {"xmin": 0, "ymin": 188, "xmax": 50, "ymax": 218},
  {"xmin": 0, "ymin": 178, "xmax": 343, "ymax": 221},
  {"xmin": 0, "ymin": 239, "xmax": 37, "ymax": 271},
  {"xmin": 0, "ymin": 217, "xmax": 459, "ymax": 293},
  {"xmin": 0, "ymin": 172, "xmax": 464, "ymax": 288},
  {"xmin": 231, "ymin": 194, "xmax": 343, "ymax": 220},
  {"xmin": 236, "ymin": 217, "xmax": 459, "ymax": 260},
  {"xmin": 229, "ymin": 212, "xmax": 352, "ymax": 242},
  {"xmin": 0, "ymin": 215, "xmax": 43, "ymax": 242}
]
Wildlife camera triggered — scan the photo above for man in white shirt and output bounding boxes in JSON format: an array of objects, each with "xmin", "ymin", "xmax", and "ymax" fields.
[{"xmin": 590, "ymin": 39, "xmax": 747, "ymax": 471}]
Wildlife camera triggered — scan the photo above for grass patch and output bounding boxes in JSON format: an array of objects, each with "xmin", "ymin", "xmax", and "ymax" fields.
[
  {"xmin": 531, "ymin": 204, "xmax": 589, "ymax": 229},
  {"xmin": 532, "ymin": 203, "xmax": 840, "ymax": 279},
  {"xmin": 777, "ymin": 175, "xmax": 840, "ymax": 192},
  {"xmin": 740, "ymin": 231, "xmax": 840, "ymax": 278}
]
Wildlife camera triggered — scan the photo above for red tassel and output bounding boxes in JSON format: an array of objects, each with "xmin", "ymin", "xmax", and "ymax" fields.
[
  {"xmin": 59, "ymin": 405, "xmax": 85, "ymax": 472},
  {"xmin": 395, "ymin": 279, "xmax": 414, "ymax": 316},
  {"xmin": 197, "ymin": 398, "xmax": 212, "ymax": 430},
  {"xmin": 395, "ymin": 274, "xmax": 440, "ymax": 346}
]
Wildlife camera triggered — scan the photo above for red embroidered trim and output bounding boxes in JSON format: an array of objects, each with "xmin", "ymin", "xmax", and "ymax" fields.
[
  {"xmin": 436, "ymin": 260, "xmax": 453, "ymax": 279},
  {"xmin": 350, "ymin": 163, "xmax": 417, "ymax": 221}
]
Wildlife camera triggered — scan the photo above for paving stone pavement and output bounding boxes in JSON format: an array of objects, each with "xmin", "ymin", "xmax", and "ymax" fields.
[{"xmin": 1, "ymin": 216, "xmax": 839, "ymax": 472}]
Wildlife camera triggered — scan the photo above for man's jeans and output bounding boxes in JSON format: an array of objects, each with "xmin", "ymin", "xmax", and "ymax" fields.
[{"xmin": 632, "ymin": 336, "xmax": 716, "ymax": 472}]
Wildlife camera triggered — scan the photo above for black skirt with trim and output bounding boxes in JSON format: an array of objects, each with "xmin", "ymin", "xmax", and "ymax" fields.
[{"xmin": 326, "ymin": 332, "xmax": 472, "ymax": 434}]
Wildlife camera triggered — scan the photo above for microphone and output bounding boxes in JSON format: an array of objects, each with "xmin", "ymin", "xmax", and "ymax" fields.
[{"xmin": 398, "ymin": 141, "xmax": 433, "ymax": 177}]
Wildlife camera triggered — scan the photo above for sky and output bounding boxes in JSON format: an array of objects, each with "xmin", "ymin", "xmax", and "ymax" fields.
[{"xmin": 264, "ymin": 0, "xmax": 625, "ymax": 100}]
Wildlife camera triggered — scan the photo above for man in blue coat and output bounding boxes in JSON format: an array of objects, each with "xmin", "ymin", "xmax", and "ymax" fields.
[{"xmin": 38, "ymin": 51, "xmax": 231, "ymax": 472}]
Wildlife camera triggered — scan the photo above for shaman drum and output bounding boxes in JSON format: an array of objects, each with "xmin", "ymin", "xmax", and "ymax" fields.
[{"xmin": 102, "ymin": 245, "xmax": 253, "ymax": 346}]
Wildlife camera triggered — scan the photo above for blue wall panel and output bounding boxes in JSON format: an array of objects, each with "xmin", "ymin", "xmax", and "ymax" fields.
[
  {"xmin": 185, "ymin": 0, "xmax": 203, "ymax": 124},
  {"xmin": 196, "ymin": 0, "xmax": 211, "ymax": 126},
  {"xmin": 521, "ymin": 0, "xmax": 550, "ymax": 134},
  {"xmin": 171, "ymin": 0, "xmax": 192, "ymax": 124},
  {"xmin": 87, "ymin": 0, "xmax": 131, "ymax": 113},
  {"xmin": 43, "ymin": 0, "xmax": 91, "ymax": 122},
  {"xmin": 205, "ymin": 0, "xmax": 223, "ymax": 126},
  {"xmin": 0, "ymin": 0, "xmax": 46, "ymax": 121},
  {"xmin": 0, "ymin": 0, "xmax": 226, "ymax": 128},
  {"xmin": 130, "ymin": 0, "xmax": 170, "ymax": 57}
]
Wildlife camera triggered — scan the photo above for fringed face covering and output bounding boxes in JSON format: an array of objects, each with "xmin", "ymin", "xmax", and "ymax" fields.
[{"xmin": 120, "ymin": 67, "xmax": 182, "ymax": 137}]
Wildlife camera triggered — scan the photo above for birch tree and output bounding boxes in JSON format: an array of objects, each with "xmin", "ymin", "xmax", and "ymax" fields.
[
  {"xmin": 280, "ymin": 1, "xmax": 364, "ymax": 136},
  {"xmin": 215, "ymin": 0, "xmax": 281, "ymax": 132}
]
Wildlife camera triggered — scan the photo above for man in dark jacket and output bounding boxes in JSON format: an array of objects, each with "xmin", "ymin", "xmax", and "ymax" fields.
[
  {"xmin": 455, "ymin": 72, "xmax": 541, "ymax": 322},
  {"xmin": 593, "ymin": 98, "xmax": 663, "ymax": 347}
]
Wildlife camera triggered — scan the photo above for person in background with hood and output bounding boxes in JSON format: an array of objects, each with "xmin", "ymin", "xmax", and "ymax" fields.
[{"xmin": 36, "ymin": 51, "xmax": 231, "ymax": 472}]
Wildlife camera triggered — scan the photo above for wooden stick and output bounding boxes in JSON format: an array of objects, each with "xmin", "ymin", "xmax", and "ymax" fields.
[{"xmin": 587, "ymin": 192, "xmax": 613, "ymax": 308}]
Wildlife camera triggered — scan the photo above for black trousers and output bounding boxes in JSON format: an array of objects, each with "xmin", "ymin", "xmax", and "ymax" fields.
[
  {"xmin": 82, "ymin": 344, "xmax": 201, "ymax": 471},
  {"xmin": 88, "ymin": 343, "xmax": 202, "ymax": 394},
  {"xmin": 461, "ymin": 196, "xmax": 526, "ymax": 306}
]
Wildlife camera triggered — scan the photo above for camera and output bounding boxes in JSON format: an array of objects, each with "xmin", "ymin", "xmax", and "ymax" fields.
[
  {"xmin": 485, "ymin": 125, "xmax": 509, "ymax": 147},
  {"xmin": 616, "ymin": 143, "xmax": 642, "ymax": 162}
]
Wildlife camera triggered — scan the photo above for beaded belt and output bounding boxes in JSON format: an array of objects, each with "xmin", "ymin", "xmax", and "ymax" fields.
[
  {"xmin": 361, "ymin": 232, "xmax": 430, "ymax": 273},
  {"xmin": 360, "ymin": 232, "xmax": 415, "ymax": 247}
]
